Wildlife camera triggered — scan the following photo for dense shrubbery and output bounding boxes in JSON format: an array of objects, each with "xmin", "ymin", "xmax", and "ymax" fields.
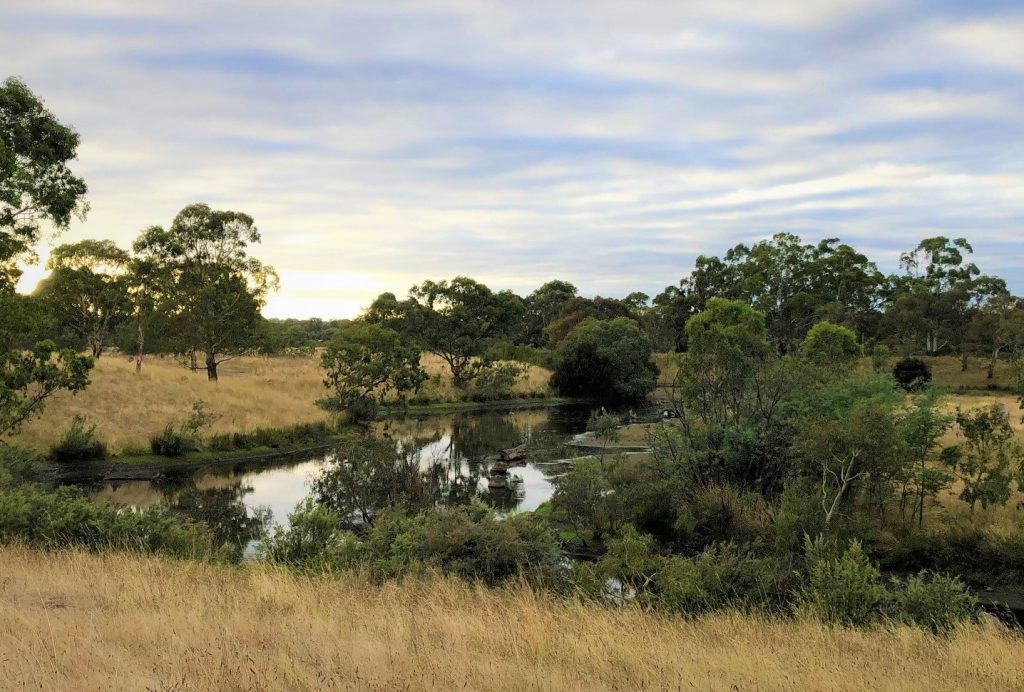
[
  {"xmin": 893, "ymin": 357, "xmax": 932, "ymax": 392},
  {"xmin": 50, "ymin": 415, "xmax": 108, "ymax": 462},
  {"xmin": 207, "ymin": 421, "xmax": 338, "ymax": 452},
  {"xmin": 1, "ymin": 445, "xmax": 221, "ymax": 558},
  {"xmin": 261, "ymin": 500, "xmax": 566, "ymax": 588},
  {"xmin": 551, "ymin": 317, "xmax": 658, "ymax": 403}
]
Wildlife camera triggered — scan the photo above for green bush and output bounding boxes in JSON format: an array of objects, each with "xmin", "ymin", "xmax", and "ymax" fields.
[
  {"xmin": 653, "ymin": 545, "xmax": 792, "ymax": 615},
  {"xmin": 150, "ymin": 424, "xmax": 199, "ymax": 456},
  {"xmin": 891, "ymin": 572, "xmax": 978, "ymax": 633},
  {"xmin": 367, "ymin": 502, "xmax": 565, "ymax": 588},
  {"xmin": 893, "ymin": 357, "xmax": 931, "ymax": 392},
  {"xmin": 800, "ymin": 539, "xmax": 887, "ymax": 627},
  {"xmin": 469, "ymin": 361, "xmax": 525, "ymax": 401},
  {"xmin": 258, "ymin": 499, "xmax": 362, "ymax": 571},
  {"xmin": 262, "ymin": 499, "xmax": 566, "ymax": 588},
  {"xmin": 50, "ymin": 415, "xmax": 108, "ymax": 462},
  {"xmin": 346, "ymin": 395, "xmax": 379, "ymax": 423},
  {"xmin": 0, "ymin": 482, "xmax": 220, "ymax": 559},
  {"xmin": 552, "ymin": 317, "xmax": 658, "ymax": 404}
]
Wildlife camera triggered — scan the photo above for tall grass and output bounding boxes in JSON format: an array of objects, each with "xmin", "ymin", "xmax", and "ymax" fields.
[
  {"xmin": 10, "ymin": 353, "xmax": 552, "ymax": 453},
  {"xmin": 0, "ymin": 545, "xmax": 1021, "ymax": 691}
]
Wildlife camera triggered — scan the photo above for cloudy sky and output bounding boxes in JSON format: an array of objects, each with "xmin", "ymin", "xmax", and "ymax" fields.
[{"xmin": 3, "ymin": 0, "xmax": 1023, "ymax": 317}]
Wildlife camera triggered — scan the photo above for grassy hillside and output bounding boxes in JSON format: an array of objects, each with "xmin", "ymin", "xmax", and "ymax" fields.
[
  {"xmin": 10, "ymin": 353, "xmax": 552, "ymax": 453},
  {"xmin": 1, "ymin": 545, "xmax": 1022, "ymax": 691}
]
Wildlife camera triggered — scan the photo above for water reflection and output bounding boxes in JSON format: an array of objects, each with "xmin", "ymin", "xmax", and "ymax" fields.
[{"xmin": 87, "ymin": 405, "xmax": 594, "ymax": 543}]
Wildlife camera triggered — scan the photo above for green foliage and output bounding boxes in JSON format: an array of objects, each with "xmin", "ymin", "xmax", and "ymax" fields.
[
  {"xmin": 551, "ymin": 317, "xmax": 658, "ymax": 403},
  {"xmin": 0, "ymin": 481, "xmax": 219, "ymax": 559},
  {"xmin": 320, "ymin": 321, "xmax": 425, "ymax": 415},
  {"xmin": 206, "ymin": 421, "xmax": 338, "ymax": 452},
  {"xmin": 35, "ymin": 240, "xmax": 132, "ymax": 358},
  {"xmin": 0, "ymin": 77, "xmax": 88, "ymax": 287},
  {"xmin": 893, "ymin": 357, "xmax": 932, "ymax": 392},
  {"xmin": 941, "ymin": 404, "xmax": 1022, "ymax": 511},
  {"xmin": 149, "ymin": 401, "xmax": 219, "ymax": 456},
  {"xmin": 544, "ymin": 296, "xmax": 634, "ymax": 347},
  {"xmin": 150, "ymin": 424, "xmax": 199, "ymax": 457},
  {"xmin": 262, "ymin": 500, "xmax": 565, "ymax": 588},
  {"xmin": 50, "ymin": 415, "xmax": 107, "ymax": 462},
  {"xmin": 892, "ymin": 572, "xmax": 978, "ymax": 634},
  {"xmin": 800, "ymin": 538, "xmax": 887, "ymax": 627},
  {"xmin": 468, "ymin": 361, "xmax": 525, "ymax": 401},
  {"xmin": 801, "ymin": 321, "xmax": 861, "ymax": 368},
  {"xmin": 132, "ymin": 203, "xmax": 278, "ymax": 380},
  {"xmin": 772, "ymin": 477, "xmax": 825, "ymax": 555},
  {"xmin": 368, "ymin": 501, "xmax": 564, "ymax": 587},
  {"xmin": 368, "ymin": 277, "xmax": 525, "ymax": 386},
  {"xmin": 0, "ymin": 340, "xmax": 92, "ymax": 437},
  {"xmin": 258, "ymin": 499, "xmax": 362, "ymax": 571},
  {"xmin": 551, "ymin": 457, "xmax": 614, "ymax": 543},
  {"xmin": 312, "ymin": 436, "xmax": 434, "ymax": 528}
]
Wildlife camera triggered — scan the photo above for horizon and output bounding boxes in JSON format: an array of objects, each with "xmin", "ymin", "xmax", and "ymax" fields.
[{"xmin": 4, "ymin": 0, "xmax": 1024, "ymax": 318}]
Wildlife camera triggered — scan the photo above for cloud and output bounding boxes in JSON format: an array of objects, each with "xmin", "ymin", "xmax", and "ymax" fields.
[{"xmin": 4, "ymin": 0, "xmax": 1023, "ymax": 317}]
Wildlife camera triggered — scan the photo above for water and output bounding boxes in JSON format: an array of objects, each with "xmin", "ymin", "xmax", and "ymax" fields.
[{"xmin": 84, "ymin": 404, "xmax": 596, "ymax": 549}]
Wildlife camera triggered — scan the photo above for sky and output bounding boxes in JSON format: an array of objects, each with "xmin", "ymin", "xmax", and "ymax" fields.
[{"xmin": 3, "ymin": 0, "xmax": 1023, "ymax": 318}]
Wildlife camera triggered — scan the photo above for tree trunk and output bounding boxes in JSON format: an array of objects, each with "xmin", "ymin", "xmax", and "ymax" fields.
[
  {"xmin": 190, "ymin": 351, "xmax": 198, "ymax": 372},
  {"xmin": 135, "ymin": 323, "xmax": 144, "ymax": 374},
  {"xmin": 90, "ymin": 339, "xmax": 103, "ymax": 359},
  {"xmin": 206, "ymin": 351, "xmax": 219, "ymax": 381},
  {"xmin": 961, "ymin": 350, "xmax": 968, "ymax": 372}
]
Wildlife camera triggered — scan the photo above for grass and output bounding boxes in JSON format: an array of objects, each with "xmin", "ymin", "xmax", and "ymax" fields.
[
  {"xmin": 2, "ymin": 545, "xmax": 1023, "ymax": 691},
  {"xmin": 9, "ymin": 352, "xmax": 552, "ymax": 454}
]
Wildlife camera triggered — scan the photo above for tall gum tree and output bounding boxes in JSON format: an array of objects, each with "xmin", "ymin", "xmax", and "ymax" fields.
[
  {"xmin": 132, "ymin": 204, "xmax": 278, "ymax": 381},
  {"xmin": 0, "ymin": 77, "xmax": 92, "ymax": 435}
]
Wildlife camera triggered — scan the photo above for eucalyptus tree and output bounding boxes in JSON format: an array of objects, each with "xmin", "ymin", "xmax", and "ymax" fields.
[
  {"xmin": 524, "ymin": 279, "xmax": 577, "ymax": 346},
  {"xmin": 0, "ymin": 77, "xmax": 88, "ymax": 288},
  {"xmin": 132, "ymin": 204, "xmax": 278, "ymax": 380},
  {"xmin": 320, "ymin": 321, "xmax": 425, "ymax": 417},
  {"xmin": 0, "ymin": 77, "xmax": 92, "ymax": 434},
  {"xmin": 886, "ymin": 237, "xmax": 1007, "ymax": 366},
  {"xmin": 35, "ymin": 240, "xmax": 131, "ymax": 357},
  {"xmin": 368, "ymin": 277, "xmax": 524, "ymax": 387}
]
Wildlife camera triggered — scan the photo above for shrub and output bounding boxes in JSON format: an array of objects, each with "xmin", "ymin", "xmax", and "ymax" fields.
[
  {"xmin": 891, "ymin": 572, "xmax": 978, "ymax": 633},
  {"xmin": 258, "ymin": 499, "xmax": 363, "ymax": 571},
  {"xmin": 470, "ymin": 361, "xmax": 525, "ymax": 401},
  {"xmin": 0, "ymin": 482, "xmax": 220, "ymax": 559},
  {"xmin": 150, "ymin": 401, "xmax": 219, "ymax": 456},
  {"xmin": 367, "ymin": 502, "xmax": 566, "ymax": 588},
  {"xmin": 552, "ymin": 317, "xmax": 658, "ymax": 404},
  {"xmin": 893, "ymin": 357, "xmax": 931, "ymax": 392},
  {"xmin": 49, "ymin": 415, "xmax": 107, "ymax": 462},
  {"xmin": 150, "ymin": 424, "xmax": 199, "ymax": 457},
  {"xmin": 653, "ymin": 545, "xmax": 792, "ymax": 615},
  {"xmin": 346, "ymin": 395, "xmax": 379, "ymax": 423},
  {"xmin": 801, "ymin": 322, "xmax": 861, "ymax": 368},
  {"xmin": 800, "ymin": 539, "xmax": 887, "ymax": 627}
]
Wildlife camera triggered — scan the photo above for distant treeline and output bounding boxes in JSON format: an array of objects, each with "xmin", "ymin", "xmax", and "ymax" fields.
[{"xmin": 13, "ymin": 232, "xmax": 1024, "ymax": 377}]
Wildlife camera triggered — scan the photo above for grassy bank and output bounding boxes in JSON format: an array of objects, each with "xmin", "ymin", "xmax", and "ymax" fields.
[
  {"xmin": 10, "ymin": 353, "xmax": 552, "ymax": 454},
  {"xmin": 1, "ymin": 546, "xmax": 1022, "ymax": 691}
]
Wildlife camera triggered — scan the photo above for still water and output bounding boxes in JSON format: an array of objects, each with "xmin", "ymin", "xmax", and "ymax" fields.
[{"xmin": 85, "ymin": 405, "xmax": 596, "ymax": 549}]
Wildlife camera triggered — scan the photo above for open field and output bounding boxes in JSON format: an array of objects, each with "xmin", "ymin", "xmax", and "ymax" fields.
[
  {"xmin": 2, "ymin": 545, "xmax": 1023, "ymax": 691},
  {"xmin": 9, "ymin": 353, "xmax": 552, "ymax": 454}
]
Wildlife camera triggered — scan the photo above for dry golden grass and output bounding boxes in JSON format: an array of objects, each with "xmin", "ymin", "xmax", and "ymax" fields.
[
  {"xmin": 925, "ymin": 355, "xmax": 1017, "ymax": 392},
  {"xmin": 2, "ymin": 545, "xmax": 1023, "ymax": 691},
  {"xmin": 10, "ymin": 354, "xmax": 329, "ymax": 453},
  {"xmin": 415, "ymin": 353, "xmax": 552, "ymax": 402},
  {"xmin": 9, "ymin": 352, "xmax": 552, "ymax": 454}
]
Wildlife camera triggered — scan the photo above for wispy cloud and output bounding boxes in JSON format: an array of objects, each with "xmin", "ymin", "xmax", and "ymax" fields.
[{"xmin": 3, "ymin": 0, "xmax": 1023, "ymax": 317}]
